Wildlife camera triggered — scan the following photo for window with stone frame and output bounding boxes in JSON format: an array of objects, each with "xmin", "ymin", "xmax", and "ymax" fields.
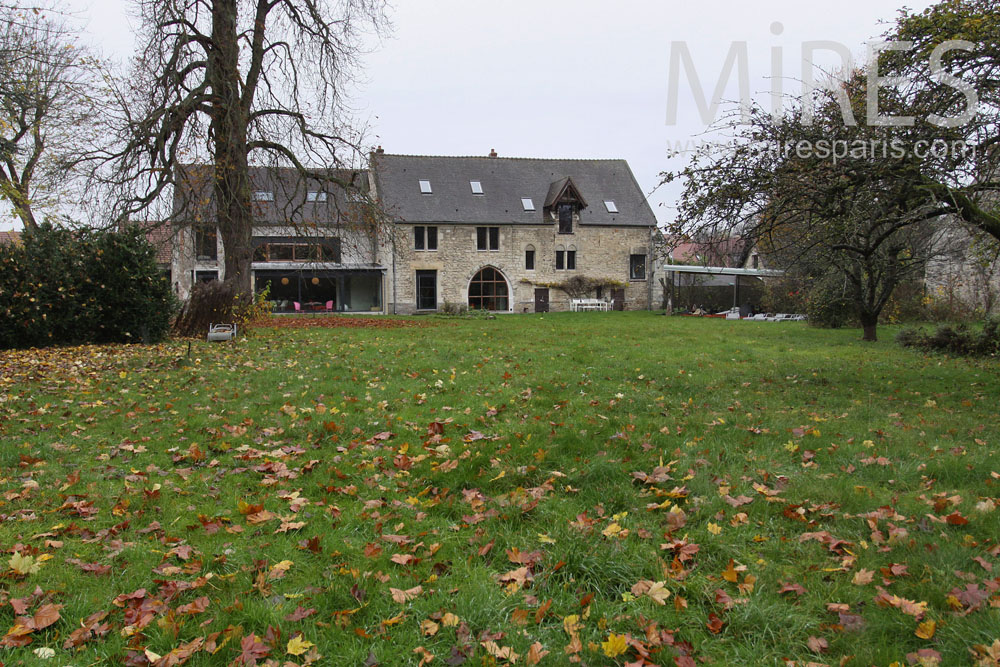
[
  {"xmin": 629, "ymin": 254, "xmax": 647, "ymax": 280},
  {"xmin": 477, "ymin": 226, "xmax": 499, "ymax": 251},
  {"xmin": 525, "ymin": 246, "xmax": 535, "ymax": 270},
  {"xmin": 567, "ymin": 249, "xmax": 576, "ymax": 270},
  {"xmin": 195, "ymin": 226, "xmax": 217, "ymax": 261},
  {"xmin": 558, "ymin": 203, "xmax": 574, "ymax": 234},
  {"xmin": 414, "ymin": 226, "xmax": 438, "ymax": 251}
]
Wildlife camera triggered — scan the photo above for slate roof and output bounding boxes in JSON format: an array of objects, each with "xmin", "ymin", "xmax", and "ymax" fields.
[
  {"xmin": 172, "ymin": 166, "xmax": 369, "ymax": 227},
  {"xmin": 372, "ymin": 154, "xmax": 656, "ymax": 227}
]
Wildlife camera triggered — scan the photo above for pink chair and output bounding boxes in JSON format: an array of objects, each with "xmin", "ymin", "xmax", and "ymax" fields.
[
  {"xmin": 325, "ymin": 300, "xmax": 334, "ymax": 311},
  {"xmin": 293, "ymin": 302, "xmax": 301, "ymax": 312}
]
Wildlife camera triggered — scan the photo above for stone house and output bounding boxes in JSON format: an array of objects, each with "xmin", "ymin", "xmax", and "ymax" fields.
[
  {"xmin": 166, "ymin": 151, "xmax": 658, "ymax": 314},
  {"xmin": 168, "ymin": 167, "xmax": 382, "ymax": 312},
  {"xmin": 371, "ymin": 151, "xmax": 658, "ymax": 313}
]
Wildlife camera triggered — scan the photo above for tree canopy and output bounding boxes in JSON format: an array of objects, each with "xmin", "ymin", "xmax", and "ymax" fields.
[{"xmin": 0, "ymin": 4, "xmax": 102, "ymax": 229}]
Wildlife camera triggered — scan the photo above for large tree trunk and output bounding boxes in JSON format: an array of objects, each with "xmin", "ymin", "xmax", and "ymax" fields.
[
  {"xmin": 209, "ymin": 0, "xmax": 253, "ymax": 297},
  {"xmin": 860, "ymin": 313, "xmax": 878, "ymax": 342}
]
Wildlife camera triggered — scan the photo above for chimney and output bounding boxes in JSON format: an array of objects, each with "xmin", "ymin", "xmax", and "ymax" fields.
[
  {"xmin": 489, "ymin": 149, "xmax": 497, "ymax": 158},
  {"xmin": 375, "ymin": 145, "xmax": 384, "ymax": 154}
]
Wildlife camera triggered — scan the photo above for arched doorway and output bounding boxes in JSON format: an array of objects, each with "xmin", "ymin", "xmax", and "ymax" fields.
[{"xmin": 468, "ymin": 267, "xmax": 509, "ymax": 311}]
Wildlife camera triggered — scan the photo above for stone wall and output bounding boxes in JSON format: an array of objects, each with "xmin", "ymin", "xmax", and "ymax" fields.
[
  {"xmin": 925, "ymin": 226, "xmax": 1000, "ymax": 315},
  {"xmin": 383, "ymin": 220, "xmax": 653, "ymax": 314}
]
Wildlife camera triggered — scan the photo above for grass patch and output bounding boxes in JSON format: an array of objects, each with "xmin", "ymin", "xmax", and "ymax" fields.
[{"xmin": 0, "ymin": 313, "xmax": 998, "ymax": 665}]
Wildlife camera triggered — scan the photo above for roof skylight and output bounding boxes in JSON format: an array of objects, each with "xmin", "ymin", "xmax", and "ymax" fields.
[
  {"xmin": 521, "ymin": 198, "xmax": 535, "ymax": 211},
  {"xmin": 604, "ymin": 200, "xmax": 618, "ymax": 213},
  {"xmin": 419, "ymin": 180, "xmax": 432, "ymax": 194},
  {"xmin": 470, "ymin": 180, "xmax": 483, "ymax": 195}
]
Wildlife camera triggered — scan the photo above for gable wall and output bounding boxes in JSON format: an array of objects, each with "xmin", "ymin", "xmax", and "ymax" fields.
[{"xmin": 385, "ymin": 220, "xmax": 652, "ymax": 313}]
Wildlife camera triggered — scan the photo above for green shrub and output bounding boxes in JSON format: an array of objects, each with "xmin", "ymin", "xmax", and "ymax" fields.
[
  {"xmin": 439, "ymin": 301, "xmax": 468, "ymax": 316},
  {"xmin": 804, "ymin": 274, "xmax": 855, "ymax": 329},
  {"xmin": 0, "ymin": 223, "xmax": 176, "ymax": 349},
  {"xmin": 896, "ymin": 318, "xmax": 1000, "ymax": 356}
]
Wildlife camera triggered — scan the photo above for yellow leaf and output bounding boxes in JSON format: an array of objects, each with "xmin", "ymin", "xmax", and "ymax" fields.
[
  {"xmin": 268, "ymin": 560, "xmax": 293, "ymax": 580},
  {"xmin": 8, "ymin": 552, "xmax": 40, "ymax": 576},
  {"xmin": 602, "ymin": 522, "xmax": 623, "ymax": 538},
  {"xmin": 420, "ymin": 619, "xmax": 439, "ymax": 636},
  {"xmin": 537, "ymin": 533, "xmax": 556, "ymax": 544},
  {"xmin": 441, "ymin": 612, "xmax": 460, "ymax": 627},
  {"xmin": 915, "ymin": 620, "xmax": 936, "ymax": 639},
  {"xmin": 601, "ymin": 633, "xmax": 628, "ymax": 658},
  {"xmin": 286, "ymin": 635, "xmax": 314, "ymax": 656},
  {"xmin": 563, "ymin": 614, "xmax": 582, "ymax": 636},
  {"xmin": 707, "ymin": 522, "xmax": 722, "ymax": 535}
]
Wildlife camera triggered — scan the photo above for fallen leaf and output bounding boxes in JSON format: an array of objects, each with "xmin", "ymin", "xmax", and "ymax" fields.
[
  {"xmin": 390, "ymin": 586, "xmax": 423, "ymax": 603},
  {"xmin": 286, "ymin": 635, "xmax": 314, "ymax": 656},
  {"xmin": 915, "ymin": 620, "xmax": 936, "ymax": 639},
  {"xmin": 601, "ymin": 633, "xmax": 628, "ymax": 658}
]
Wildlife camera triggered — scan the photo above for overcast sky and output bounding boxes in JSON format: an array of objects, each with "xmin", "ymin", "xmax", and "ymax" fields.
[{"xmin": 1, "ymin": 0, "xmax": 939, "ymax": 231}]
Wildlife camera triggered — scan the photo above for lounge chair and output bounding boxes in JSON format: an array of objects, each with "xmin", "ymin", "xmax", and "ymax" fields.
[{"xmin": 207, "ymin": 323, "xmax": 237, "ymax": 341}]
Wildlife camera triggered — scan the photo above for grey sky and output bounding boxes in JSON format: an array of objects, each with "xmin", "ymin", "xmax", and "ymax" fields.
[{"xmin": 1, "ymin": 0, "xmax": 938, "ymax": 231}]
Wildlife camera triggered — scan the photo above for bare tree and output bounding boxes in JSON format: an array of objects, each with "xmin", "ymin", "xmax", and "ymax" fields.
[
  {"xmin": 663, "ymin": 71, "xmax": 950, "ymax": 341},
  {"xmin": 0, "ymin": 4, "xmax": 102, "ymax": 230},
  {"xmin": 87, "ymin": 0, "xmax": 387, "ymax": 295}
]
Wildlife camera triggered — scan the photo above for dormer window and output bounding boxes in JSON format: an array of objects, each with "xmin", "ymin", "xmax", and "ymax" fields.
[
  {"xmin": 521, "ymin": 198, "xmax": 535, "ymax": 211},
  {"xmin": 253, "ymin": 191, "xmax": 274, "ymax": 202},
  {"xmin": 470, "ymin": 181, "xmax": 483, "ymax": 195},
  {"xmin": 544, "ymin": 176, "xmax": 587, "ymax": 231},
  {"xmin": 419, "ymin": 180, "xmax": 432, "ymax": 194},
  {"xmin": 558, "ymin": 203, "xmax": 573, "ymax": 234}
]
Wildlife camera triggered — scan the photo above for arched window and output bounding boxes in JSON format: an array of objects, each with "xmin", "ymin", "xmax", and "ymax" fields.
[{"xmin": 468, "ymin": 267, "xmax": 509, "ymax": 311}]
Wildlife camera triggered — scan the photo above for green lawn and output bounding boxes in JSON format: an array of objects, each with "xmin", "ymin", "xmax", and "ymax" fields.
[{"xmin": 1, "ymin": 313, "xmax": 998, "ymax": 666}]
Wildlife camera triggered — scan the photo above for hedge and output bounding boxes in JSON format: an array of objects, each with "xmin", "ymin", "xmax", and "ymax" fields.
[{"xmin": 0, "ymin": 223, "xmax": 176, "ymax": 349}]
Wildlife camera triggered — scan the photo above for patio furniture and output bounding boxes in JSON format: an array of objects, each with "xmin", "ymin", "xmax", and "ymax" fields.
[
  {"xmin": 570, "ymin": 298, "xmax": 610, "ymax": 312},
  {"xmin": 325, "ymin": 300, "xmax": 334, "ymax": 311},
  {"xmin": 293, "ymin": 302, "xmax": 301, "ymax": 312},
  {"xmin": 207, "ymin": 323, "xmax": 237, "ymax": 342}
]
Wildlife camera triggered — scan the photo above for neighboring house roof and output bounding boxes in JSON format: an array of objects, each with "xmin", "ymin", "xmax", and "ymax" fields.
[
  {"xmin": 141, "ymin": 223, "xmax": 173, "ymax": 265},
  {"xmin": 666, "ymin": 236, "xmax": 749, "ymax": 267},
  {"xmin": 0, "ymin": 231, "xmax": 22, "ymax": 245},
  {"xmin": 172, "ymin": 165, "xmax": 369, "ymax": 226},
  {"xmin": 372, "ymin": 153, "xmax": 656, "ymax": 227}
]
